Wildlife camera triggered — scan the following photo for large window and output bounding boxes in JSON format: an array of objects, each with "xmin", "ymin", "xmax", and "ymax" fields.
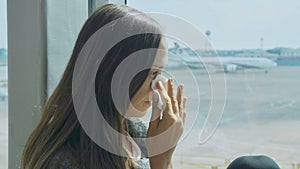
[
  {"xmin": 6, "ymin": 1, "xmax": 299, "ymax": 168},
  {"xmin": 129, "ymin": 1, "xmax": 300, "ymax": 168},
  {"xmin": 47, "ymin": 0, "xmax": 88, "ymax": 94},
  {"xmin": 0, "ymin": 0, "xmax": 7, "ymax": 168},
  {"xmin": 47, "ymin": 0, "xmax": 123, "ymax": 95}
]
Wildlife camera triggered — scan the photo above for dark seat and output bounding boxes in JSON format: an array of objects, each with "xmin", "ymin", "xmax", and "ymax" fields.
[{"xmin": 227, "ymin": 155, "xmax": 280, "ymax": 169}]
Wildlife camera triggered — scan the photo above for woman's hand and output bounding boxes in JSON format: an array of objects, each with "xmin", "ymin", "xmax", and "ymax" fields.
[{"xmin": 146, "ymin": 78, "xmax": 187, "ymax": 169}]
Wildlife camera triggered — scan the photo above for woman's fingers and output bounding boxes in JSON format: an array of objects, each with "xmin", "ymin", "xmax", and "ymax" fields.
[
  {"xmin": 167, "ymin": 78, "xmax": 179, "ymax": 114},
  {"xmin": 176, "ymin": 84, "xmax": 182, "ymax": 108},
  {"xmin": 177, "ymin": 84, "xmax": 183, "ymax": 116},
  {"xmin": 157, "ymin": 79, "xmax": 185, "ymax": 121},
  {"xmin": 182, "ymin": 97, "xmax": 187, "ymax": 123}
]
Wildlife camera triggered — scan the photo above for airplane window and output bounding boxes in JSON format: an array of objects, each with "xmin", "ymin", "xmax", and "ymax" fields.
[
  {"xmin": 0, "ymin": 0, "xmax": 7, "ymax": 168},
  {"xmin": 128, "ymin": 1, "xmax": 300, "ymax": 168}
]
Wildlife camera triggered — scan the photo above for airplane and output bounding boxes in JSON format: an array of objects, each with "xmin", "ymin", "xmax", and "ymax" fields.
[{"xmin": 168, "ymin": 44, "xmax": 277, "ymax": 72}]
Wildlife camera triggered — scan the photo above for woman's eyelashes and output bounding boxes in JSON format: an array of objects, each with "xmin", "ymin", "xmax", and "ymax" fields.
[
  {"xmin": 152, "ymin": 71, "xmax": 157, "ymax": 79},
  {"xmin": 151, "ymin": 71, "xmax": 160, "ymax": 80}
]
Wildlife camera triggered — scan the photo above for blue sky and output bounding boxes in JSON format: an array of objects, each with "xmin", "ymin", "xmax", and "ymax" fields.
[
  {"xmin": 128, "ymin": 0, "xmax": 300, "ymax": 50},
  {"xmin": 0, "ymin": 0, "xmax": 299, "ymax": 49}
]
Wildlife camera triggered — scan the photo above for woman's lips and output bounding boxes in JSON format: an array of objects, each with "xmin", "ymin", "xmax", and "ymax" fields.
[{"xmin": 144, "ymin": 100, "xmax": 152, "ymax": 104}]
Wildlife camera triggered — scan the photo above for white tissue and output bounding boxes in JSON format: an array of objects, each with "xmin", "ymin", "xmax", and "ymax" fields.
[{"xmin": 151, "ymin": 75, "xmax": 168, "ymax": 110}]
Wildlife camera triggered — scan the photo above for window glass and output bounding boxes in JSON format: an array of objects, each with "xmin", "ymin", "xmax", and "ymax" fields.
[
  {"xmin": 47, "ymin": 0, "xmax": 88, "ymax": 95},
  {"xmin": 47, "ymin": 0, "xmax": 124, "ymax": 95},
  {"xmin": 129, "ymin": 1, "xmax": 300, "ymax": 168},
  {"xmin": 0, "ymin": 0, "xmax": 8, "ymax": 168}
]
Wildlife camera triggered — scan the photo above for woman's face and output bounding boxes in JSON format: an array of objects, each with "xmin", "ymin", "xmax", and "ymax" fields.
[{"xmin": 127, "ymin": 39, "xmax": 168, "ymax": 117}]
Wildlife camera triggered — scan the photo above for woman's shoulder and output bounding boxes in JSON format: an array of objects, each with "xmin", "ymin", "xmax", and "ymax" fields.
[
  {"xmin": 136, "ymin": 158, "xmax": 150, "ymax": 169},
  {"xmin": 127, "ymin": 118, "xmax": 151, "ymax": 169},
  {"xmin": 127, "ymin": 118, "xmax": 149, "ymax": 157},
  {"xmin": 49, "ymin": 143, "xmax": 80, "ymax": 169},
  {"xmin": 48, "ymin": 119, "xmax": 150, "ymax": 169},
  {"xmin": 127, "ymin": 118, "xmax": 149, "ymax": 138}
]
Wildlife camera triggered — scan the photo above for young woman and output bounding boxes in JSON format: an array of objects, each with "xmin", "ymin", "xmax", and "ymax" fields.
[{"xmin": 21, "ymin": 3, "xmax": 186, "ymax": 169}]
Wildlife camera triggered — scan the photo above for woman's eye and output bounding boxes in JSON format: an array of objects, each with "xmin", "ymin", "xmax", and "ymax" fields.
[{"xmin": 151, "ymin": 71, "xmax": 158, "ymax": 79}]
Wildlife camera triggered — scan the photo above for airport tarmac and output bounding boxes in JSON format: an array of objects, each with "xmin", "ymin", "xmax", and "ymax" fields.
[
  {"xmin": 1, "ymin": 66, "xmax": 300, "ymax": 169},
  {"xmin": 170, "ymin": 66, "xmax": 300, "ymax": 169}
]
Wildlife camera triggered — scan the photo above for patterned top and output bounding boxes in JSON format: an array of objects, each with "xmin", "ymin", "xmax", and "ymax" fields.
[
  {"xmin": 127, "ymin": 118, "xmax": 150, "ymax": 169},
  {"xmin": 49, "ymin": 118, "xmax": 150, "ymax": 169}
]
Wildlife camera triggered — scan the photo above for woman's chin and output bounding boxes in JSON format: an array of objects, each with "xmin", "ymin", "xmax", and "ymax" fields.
[
  {"xmin": 133, "ymin": 107, "xmax": 148, "ymax": 117},
  {"xmin": 126, "ymin": 104, "xmax": 149, "ymax": 118},
  {"xmin": 127, "ymin": 111, "xmax": 147, "ymax": 118}
]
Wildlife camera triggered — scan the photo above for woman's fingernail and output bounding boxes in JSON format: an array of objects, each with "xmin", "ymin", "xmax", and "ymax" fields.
[
  {"xmin": 169, "ymin": 78, "xmax": 174, "ymax": 87},
  {"xmin": 179, "ymin": 84, "xmax": 184, "ymax": 91}
]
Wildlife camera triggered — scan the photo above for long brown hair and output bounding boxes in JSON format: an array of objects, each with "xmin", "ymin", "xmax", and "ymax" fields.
[{"xmin": 21, "ymin": 4, "xmax": 162, "ymax": 169}]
